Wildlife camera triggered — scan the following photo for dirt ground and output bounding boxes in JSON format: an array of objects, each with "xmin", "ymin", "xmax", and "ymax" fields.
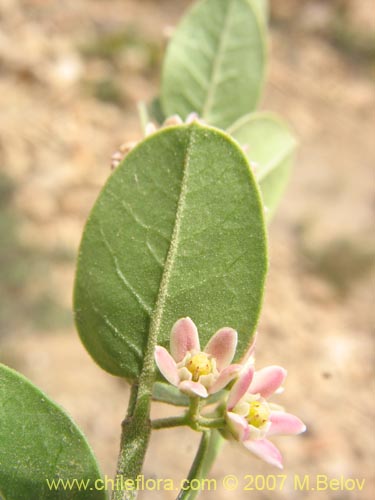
[{"xmin": 0, "ymin": 1, "xmax": 374, "ymax": 499}]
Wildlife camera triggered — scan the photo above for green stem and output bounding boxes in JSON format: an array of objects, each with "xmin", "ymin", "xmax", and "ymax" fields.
[
  {"xmin": 112, "ymin": 379, "xmax": 153, "ymax": 500},
  {"xmin": 176, "ymin": 431, "xmax": 211, "ymax": 500},
  {"xmin": 187, "ymin": 396, "xmax": 201, "ymax": 430},
  {"xmin": 176, "ymin": 430, "xmax": 225, "ymax": 500},
  {"xmin": 112, "ymin": 320, "xmax": 160, "ymax": 499},
  {"xmin": 151, "ymin": 415, "xmax": 188, "ymax": 430},
  {"xmin": 127, "ymin": 383, "xmax": 139, "ymax": 416},
  {"xmin": 198, "ymin": 417, "xmax": 225, "ymax": 429}
]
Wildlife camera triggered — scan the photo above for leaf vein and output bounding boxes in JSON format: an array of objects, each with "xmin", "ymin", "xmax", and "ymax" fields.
[
  {"xmin": 99, "ymin": 225, "xmax": 152, "ymax": 315},
  {"xmin": 202, "ymin": 0, "xmax": 234, "ymax": 119},
  {"xmin": 89, "ymin": 300, "xmax": 142, "ymax": 358}
]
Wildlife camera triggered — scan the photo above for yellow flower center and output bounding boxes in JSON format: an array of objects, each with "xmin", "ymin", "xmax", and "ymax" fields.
[
  {"xmin": 186, "ymin": 353, "xmax": 212, "ymax": 381},
  {"xmin": 247, "ymin": 401, "xmax": 270, "ymax": 428}
]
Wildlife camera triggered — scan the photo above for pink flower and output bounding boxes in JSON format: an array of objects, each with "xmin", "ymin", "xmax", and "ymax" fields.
[
  {"xmin": 225, "ymin": 356, "xmax": 306, "ymax": 469},
  {"xmin": 155, "ymin": 317, "xmax": 242, "ymax": 398}
]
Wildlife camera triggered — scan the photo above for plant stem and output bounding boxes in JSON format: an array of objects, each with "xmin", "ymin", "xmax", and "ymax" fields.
[
  {"xmin": 187, "ymin": 396, "xmax": 201, "ymax": 429},
  {"xmin": 176, "ymin": 431, "xmax": 211, "ymax": 500},
  {"xmin": 176, "ymin": 429, "xmax": 225, "ymax": 500},
  {"xmin": 198, "ymin": 417, "xmax": 226, "ymax": 429},
  {"xmin": 112, "ymin": 317, "xmax": 160, "ymax": 500},
  {"xmin": 127, "ymin": 383, "xmax": 138, "ymax": 416},
  {"xmin": 112, "ymin": 380, "xmax": 152, "ymax": 500},
  {"xmin": 151, "ymin": 415, "xmax": 188, "ymax": 429}
]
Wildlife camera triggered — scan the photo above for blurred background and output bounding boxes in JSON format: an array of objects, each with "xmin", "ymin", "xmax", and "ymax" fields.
[{"xmin": 0, "ymin": 0, "xmax": 374, "ymax": 498}]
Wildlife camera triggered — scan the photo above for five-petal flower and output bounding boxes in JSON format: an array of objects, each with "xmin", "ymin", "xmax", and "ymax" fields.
[
  {"xmin": 155, "ymin": 317, "xmax": 242, "ymax": 398},
  {"xmin": 225, "ymin": 359, "xmax": 306, "ymax": 469}
]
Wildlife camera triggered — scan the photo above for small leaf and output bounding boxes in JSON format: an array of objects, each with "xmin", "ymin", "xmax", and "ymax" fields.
[
  {"xmin": 228, "ymin": 112, "xmax": 297, "ymax": 219},
  {"xmin": 152, "ymin": 382, "xmax": 226, "ymax": 407},
  {"xmin": 0, "ymin": 364, "xmax": 106, "ymax": 500},
  {"xmin": 74, "ymin": 123, "xmax": 267, "ymax": 379},
  {"xmin": 161, "ymin": 0, "xmax": 266, "ymax": 129},
  {"xmin": 152, "ymin": 382, "xmax": 190, "ymax": 406}
]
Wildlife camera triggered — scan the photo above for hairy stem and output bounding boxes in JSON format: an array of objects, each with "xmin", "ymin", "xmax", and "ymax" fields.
[{"xmin": 112, "ymin": 381, "xmax": 152, "ymax": 500}]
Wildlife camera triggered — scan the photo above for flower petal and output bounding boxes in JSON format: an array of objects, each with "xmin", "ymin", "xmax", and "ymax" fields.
[
  {"xmin": 249, "ymin": 366, "xmax": 287, "ymax": 398},
  {"xmin": 243, "ymin": 439, "xmax": 283, "ymax": 469},
  {"xmin": 268, "ymin": 411, "xmax": 306, "ymax": 436},
  {"xmin": 179, "ymin": 380, "xmax": 208, "ymax": 398},
  {"xmin": 226, "ymin": 412, "xmax": 250, "ymax": 441},
  {"xmin": 241, "ymin": 332, "xmax": 258, "ymax": 363},
  {"xmin": 178, "ymin": 366, "xmax": 193, "ymax": 382},
  {"xmin": 154, "ymin": 346, "xmax": 179, "ymax": 386},
  {"xmin": 227, "ymin": 363, "xmax": 254, "ymax": 411},
  {"xmin": 170, "ymin": 317, "xmax": 200, "ymax": 362},
  {"xmin": 204, "ymin": 327, "xmax": 238, "ymax": 370},
  {"xmin": 208, "ymin": 364, "xmax": 242, "ymax": 394}
]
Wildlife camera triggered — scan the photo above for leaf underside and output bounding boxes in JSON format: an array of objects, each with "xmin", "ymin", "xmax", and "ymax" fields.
[
  {"xmin": 74, "ymin": 123, "xmax": 267, "ymax": 379},
  {"xmin": 0, "ymin": 364, "xmax": 106, "ymax": 500},
  {"xmin": 161, "ymin": 0, "xmax": 266, "ymax": 129}
]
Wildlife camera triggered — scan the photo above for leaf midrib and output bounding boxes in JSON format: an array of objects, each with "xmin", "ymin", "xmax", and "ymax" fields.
[
  {"xmin": 257, "ymin": 141, "xmax": 296, "ymax": 182},
  {"xmin": 201, "ymin": 0, "xmax": 234, "ymax": 120},
  {"xmin": 137, "ymin": 126, "xmax": 195, "ymax": 395},
  {"xmin": 227, "ymin": 114, "xmax": 297, "ymax": 182}
]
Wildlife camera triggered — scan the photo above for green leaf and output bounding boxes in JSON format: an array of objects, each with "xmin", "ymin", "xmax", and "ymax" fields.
[
  {"xmin": 161, "ymin": 0, "xmax": 266, "ymax": 129},
  {"xmin": 152, "ymin": 382, "xmax": 226, "ymax": 407},
  {"xmin": 0, "ymin": 364, "xmax": 106, "ymax": 500},
  {"xmin": 228, "ymin": 112, "xmax": 297, "ymax": 220},
  {"xmin": 152, "ymin": 382, "xmax": 190, "ymax": 406},
  {"xmin": 74, "ymin": 123, "xmax": 267, "ymax": 379}
]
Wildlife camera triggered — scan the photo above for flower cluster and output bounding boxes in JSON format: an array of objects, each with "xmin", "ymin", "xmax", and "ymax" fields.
[{"xmin": 155, "ymin": 317, "xmax": 306, "ymax": 469}]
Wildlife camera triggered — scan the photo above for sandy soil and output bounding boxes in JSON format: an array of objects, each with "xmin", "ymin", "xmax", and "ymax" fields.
[{"xmin": 0, "ymin": 1, "xmax": 374, "ymax": 499}]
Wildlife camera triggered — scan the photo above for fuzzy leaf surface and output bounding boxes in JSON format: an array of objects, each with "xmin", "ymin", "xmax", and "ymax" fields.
[
  {"xmin": 228, "ymin": 112, "xmax": 297, "ymax": 219},
  {"xmin": 161, "ymin": 0, "xmax": 266, "ymax": 129},
  {"xmin": 0, "ymin": 364, "xmax": 106, "ymax": 500},
  {"xmin": 74, "ymin": 123, "xmax": 267, "ymax": 379}
]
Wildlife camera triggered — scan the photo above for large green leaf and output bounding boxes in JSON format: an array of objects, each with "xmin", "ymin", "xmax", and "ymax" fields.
[
  {"xmin": 228, "ymin": 112, "xmax": 297, "ymax": 219},
  {"xmin": 74, "ymin": 123, "xmax": 267, "ymax": 379},
  {"xmin": 0, "ymin": 364, "xmax": 106, "ymax": 500},
  {"xmin": 161, "ymin": 0, "xmax": 266, "ymax": 129}
]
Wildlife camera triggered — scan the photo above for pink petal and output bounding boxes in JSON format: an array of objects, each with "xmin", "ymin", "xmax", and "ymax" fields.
[
  {"xmin": 268, "ymin": 411, "xmax": 306, "ymax": 436},
  {"xmin": 248, "ymin": 366, "xmax": 287, "ymax": 398},
  {"xmin": 154, "ymin": 346, "xmax": 179, "ymax": 386},
  {"xmin": 204, "ymin": 327, "xmax": 237, "ymax": 370},
  {"xmin": 227, "ymin": 363, "xmax": 254, "ymax": 411},
  {"xmin": 170, "ymin": 317, "xmax": 200, "ymax": 362},
  {"xmin": 241, "ymin": 332, "xmax": 258, "ymax": 363},
  {"xmin": 179, "ymin": 380, "xmax": 208, "ymax": 398},
  {"xmin": 208, "ymin": 364, "xmax": 242, "ymax": 394},
  {"xmin": 226, "ymin": 412, "xmax": 250, "ymax": 441},
  {"xmin": 243, "ymin": 439, "xmax": 283, "ymax": 469},
  {"xmin": 185, "ymin": 112, "xmax": 199, "ymax": 124}
]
